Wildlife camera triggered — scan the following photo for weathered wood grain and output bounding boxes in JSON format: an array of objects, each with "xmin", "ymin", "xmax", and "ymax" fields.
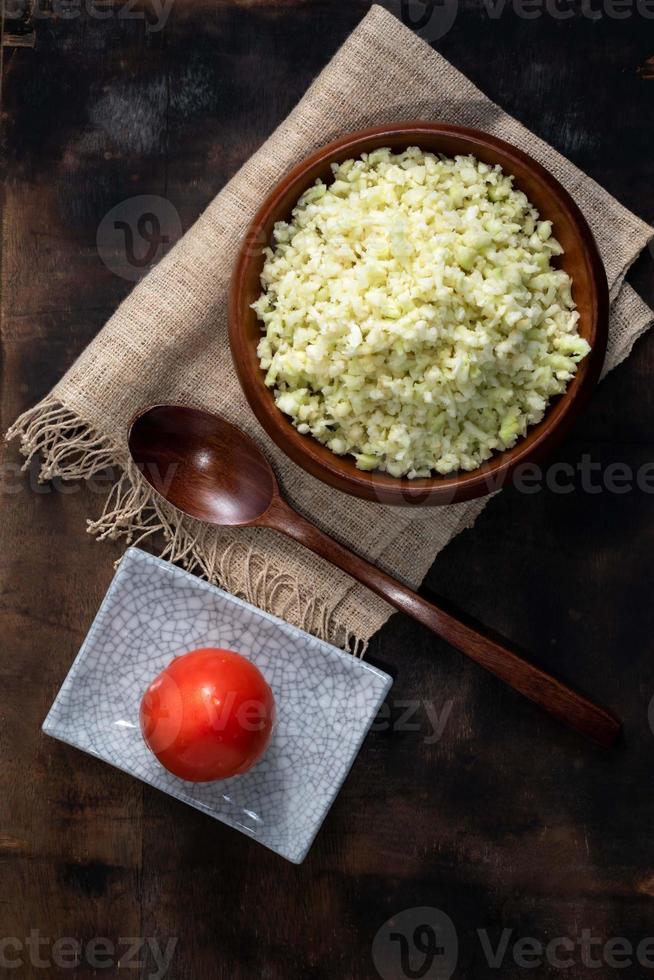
[{"xmin": 1, "ymin": 2, "xmax": 654, "ymax": 978}]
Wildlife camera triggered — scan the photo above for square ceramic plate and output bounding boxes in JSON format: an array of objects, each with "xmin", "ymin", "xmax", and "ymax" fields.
[{"xmin": 43, "ymin": 547, "xmax": 392, "ymax": 863}]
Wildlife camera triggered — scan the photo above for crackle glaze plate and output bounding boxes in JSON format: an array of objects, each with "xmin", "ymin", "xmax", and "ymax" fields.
[{"xmin": 43, "ymin": 547, "xmax": 392, "ymax": 863}]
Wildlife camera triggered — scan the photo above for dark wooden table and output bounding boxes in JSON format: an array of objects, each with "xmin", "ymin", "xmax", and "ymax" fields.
[{"xmin": 2, "ymin": 2, "xmax": 654, "ymax": 978}]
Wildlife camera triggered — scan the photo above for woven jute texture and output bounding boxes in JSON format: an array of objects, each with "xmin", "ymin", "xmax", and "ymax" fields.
[{"xmin": 8, "ymin": 5, "xmax": 653, "ymax": 652}]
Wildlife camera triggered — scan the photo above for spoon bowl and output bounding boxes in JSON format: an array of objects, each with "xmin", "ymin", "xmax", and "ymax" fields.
[{"xmin": 129, "ymin": 405, "xmax": 277, "ymax": 526}]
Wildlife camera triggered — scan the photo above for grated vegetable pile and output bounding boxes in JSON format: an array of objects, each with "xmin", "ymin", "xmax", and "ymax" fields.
[{"xmin": 253, "ymin": 147, "xmax": 590, "ymax": 478}]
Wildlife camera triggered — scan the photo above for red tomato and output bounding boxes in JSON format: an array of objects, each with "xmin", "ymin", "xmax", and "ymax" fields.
[{"xmin": 140, "ymin": 647, "xmax": 275, "ymax": 782}]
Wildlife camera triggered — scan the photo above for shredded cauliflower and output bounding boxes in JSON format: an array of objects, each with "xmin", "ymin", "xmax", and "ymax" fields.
[{"xmin": 253, "ymin": 147, "xmax": 590, "ymax": 478}]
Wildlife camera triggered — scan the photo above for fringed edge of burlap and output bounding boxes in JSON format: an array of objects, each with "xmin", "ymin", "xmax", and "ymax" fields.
[{"xmin": 6, "ymin": 396, "xmax": 368, "ymax": 657}]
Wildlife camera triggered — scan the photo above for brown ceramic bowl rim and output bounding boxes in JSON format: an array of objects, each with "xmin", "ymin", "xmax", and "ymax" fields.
[{"xmin": 229, "ymin": 122, "xmax": 609, "ymax": 506}]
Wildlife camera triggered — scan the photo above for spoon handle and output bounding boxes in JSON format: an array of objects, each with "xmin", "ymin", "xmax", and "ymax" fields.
[{"xmin": 264, "ymin": 498, "xmax": 620, "ymax": 747}]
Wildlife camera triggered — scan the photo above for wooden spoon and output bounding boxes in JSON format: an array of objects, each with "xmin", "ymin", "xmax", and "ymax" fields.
[{"xmin": 128, "ymin": 405, "xmax": 620, "ymax": 747}]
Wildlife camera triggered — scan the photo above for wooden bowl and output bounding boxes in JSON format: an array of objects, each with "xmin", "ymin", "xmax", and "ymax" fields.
[{"xmin": 229, "ymin": 123, "xmax": 608, "ymax": 506}]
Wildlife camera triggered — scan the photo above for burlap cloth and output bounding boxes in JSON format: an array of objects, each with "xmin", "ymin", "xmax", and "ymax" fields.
[{"xmin": 8, "ymin": 5, "xmax": 653, "ymax": 653}]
